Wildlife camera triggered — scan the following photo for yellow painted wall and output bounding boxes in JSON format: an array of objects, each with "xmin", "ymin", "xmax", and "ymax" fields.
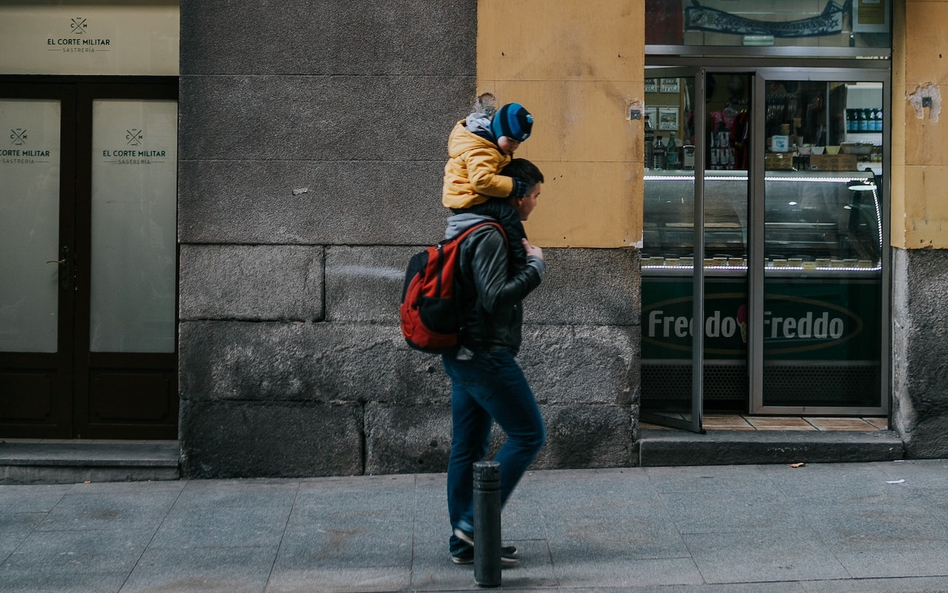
[
  {"xmin": 892, "ymin": 0, "xmax": 948, "ymax": 249},
  {"xmin": 476, "ymin": 0, "xmax": 643, "ymax": 248}
]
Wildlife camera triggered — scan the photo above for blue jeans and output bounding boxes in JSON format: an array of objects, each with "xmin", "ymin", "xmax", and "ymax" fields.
[{"xmin": 442, "ymin": 349, "xmax": 546, "ymax": 553}]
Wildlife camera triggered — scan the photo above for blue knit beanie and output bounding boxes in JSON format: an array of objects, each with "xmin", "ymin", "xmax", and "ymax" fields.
[{"xmin": 490, "ymin": 103, "xmax": 533, "ymax": 142}]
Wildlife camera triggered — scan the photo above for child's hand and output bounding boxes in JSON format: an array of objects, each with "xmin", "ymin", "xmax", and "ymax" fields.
[{"xmin": 523, "ymin": 238, "xmax": 543, "ymax": 260}]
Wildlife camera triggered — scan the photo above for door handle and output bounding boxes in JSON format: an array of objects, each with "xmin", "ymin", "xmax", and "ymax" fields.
[{"xmin": 50, "ymin": 246, "xmax": 72, "ymax": 292}]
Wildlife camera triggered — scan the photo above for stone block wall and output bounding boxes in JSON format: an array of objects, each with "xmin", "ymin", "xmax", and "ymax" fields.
[
  {"xmin": 891, "ymin": 249, "xmax": 948, "ymax": 458},
  {"xmin": 178, "ymin": 247, "xmax": 640, "ymax": 478},
  {"xmin": 177, "ymin": 1, "xmax": 640, "ymax": 478}
]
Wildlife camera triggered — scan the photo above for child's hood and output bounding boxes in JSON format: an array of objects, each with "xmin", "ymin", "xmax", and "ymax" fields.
[
  {"xmin": 465, "ymin": 113, "xmax": 492, "ymax": 136},
  {"xmin": 447, "ymin": 118, "xmax": 498, "ymax": 158},
  {"xmin": 444, "ymin": 212, "xmax": 496, "ymax": 241}
]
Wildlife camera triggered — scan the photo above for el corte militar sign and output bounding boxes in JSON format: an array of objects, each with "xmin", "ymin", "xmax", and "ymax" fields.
[{"xmin": 0, "ymin": 5, "xmax": 179, "ymax": 76}]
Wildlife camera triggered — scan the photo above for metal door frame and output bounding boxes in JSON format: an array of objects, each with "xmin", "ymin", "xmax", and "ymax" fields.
[
  {"xmin": 640, "ymin": 60, "xmax": 891, "ymax": 427},
  {"xmin": 751, "ymin": 66, "xmax": 890, "ymax": 416},
  {"xmin": 640, "ymin": 66, "xmax": 707, "ymax": 433},
  {"xmin": 0, "ymin": 82, "xmax": 77, "ymax": 438},
  {"xmin": 74, "ymin": 79, "xmax": 179, "ymax": 440}
]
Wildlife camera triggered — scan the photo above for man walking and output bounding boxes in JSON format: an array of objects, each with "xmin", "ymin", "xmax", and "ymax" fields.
[{"xmin": 441, "ymin": 158, "xmax": 547, "ymax": 565}]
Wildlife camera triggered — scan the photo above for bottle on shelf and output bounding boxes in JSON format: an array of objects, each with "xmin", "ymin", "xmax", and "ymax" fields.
[
  {"xmin": 665, "ymin": 132, "xmax": 679, "ymax": 169},
  {"xmin": 652, "ymin": 135, "xmax": 666, "ymax": 170},
  {"xmin": 644, "ymin": 114, "xmax": 654, "ymax": 170},
  {"xmin": 682, "ymin": 144, "xmax": 696, "ymax": 170}
]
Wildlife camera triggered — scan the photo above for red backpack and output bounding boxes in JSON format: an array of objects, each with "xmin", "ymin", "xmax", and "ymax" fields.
[{"xmin": 400, "ymin": 222, "xmax": 506, "ymax": 353}]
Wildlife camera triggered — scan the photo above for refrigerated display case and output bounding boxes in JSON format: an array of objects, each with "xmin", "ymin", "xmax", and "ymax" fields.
[{"xmin": 642, "ymin": 170, "xmax": 881, "ymax": 270}]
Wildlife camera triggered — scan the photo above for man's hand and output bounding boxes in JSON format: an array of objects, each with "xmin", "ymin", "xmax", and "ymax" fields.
[{"xmin": 523, "ymin": 238, "xmax": 543, "ymax": 260}]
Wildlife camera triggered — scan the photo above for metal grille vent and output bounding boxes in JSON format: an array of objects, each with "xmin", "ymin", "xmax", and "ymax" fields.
[{"xmin": 642, "ymin": 363, "xmax": 879, "ymax": 408}]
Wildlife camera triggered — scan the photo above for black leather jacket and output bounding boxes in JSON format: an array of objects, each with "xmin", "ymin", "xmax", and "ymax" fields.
[{"xmin": 446, "ymin": 213, "xmax": 545, "ymax": 355}]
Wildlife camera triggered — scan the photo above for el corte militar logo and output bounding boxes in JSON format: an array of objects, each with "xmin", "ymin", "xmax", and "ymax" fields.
[
  {"xmin": 102, "ymin": 128, "xmax": 167, "ymax": 165},
  {"xmin": 47, "ymin": 17, "xmax": 112, "ymax": 53},
  {"xmin": 126, "ymin": 129, "xmax": 143, "ymax": 146},
  {"xmin": 70, "ymin": 17, "xmax": 88, "ymax": 34},
  {"xmin": 2, "ymin": 128, "xmax": 51, "ymax": 165},
  {"xmin": 10, "ymin": 128, "xmax": 27, "ymax": 146}
]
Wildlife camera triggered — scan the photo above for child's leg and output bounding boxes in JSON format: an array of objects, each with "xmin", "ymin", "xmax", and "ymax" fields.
[{"xmin": 494, "ymin": 204, "xmax": 528, "ymax": 270}]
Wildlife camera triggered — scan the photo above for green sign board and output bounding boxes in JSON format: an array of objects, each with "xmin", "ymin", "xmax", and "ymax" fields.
[{"xmin": 642, "ymin": 276, "xmax": 881, "ymax": 361}]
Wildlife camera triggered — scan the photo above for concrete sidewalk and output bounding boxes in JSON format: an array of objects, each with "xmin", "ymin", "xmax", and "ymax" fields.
[{"xmin": 1, "ymin": 461, "xmax": 947, "ymax": 593}]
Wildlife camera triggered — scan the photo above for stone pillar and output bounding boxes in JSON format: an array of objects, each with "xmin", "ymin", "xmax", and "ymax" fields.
[{"xmin": 890, "ymin": 0, "xmax": 948, "ymax": 457}]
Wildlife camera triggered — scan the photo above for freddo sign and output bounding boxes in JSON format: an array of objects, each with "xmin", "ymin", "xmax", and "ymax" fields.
[
  {"xmin": 647, "ymin": 307, "xmax": 847, "ymax": 342},
  {"xmin": 641, "ymin": 281, "xmax": 880, "ymax": 359}
]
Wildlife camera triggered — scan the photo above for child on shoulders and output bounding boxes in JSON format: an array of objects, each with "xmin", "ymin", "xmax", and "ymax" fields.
[{"xmin": 442, "ymin": 95, "xmax": 534, "ymax": 268}]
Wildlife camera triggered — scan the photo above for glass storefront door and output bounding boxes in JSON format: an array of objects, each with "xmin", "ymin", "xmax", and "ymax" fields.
[
  {"xmin": 0, "ymin": 87, "xmax": 74, "ymax": 435},
  {"xmin": 641, "ymin": 65, "xmax": 889, "ymax": 424},
  {"xmin": 642, "ymin": 68, "xmax": 752, "ymax": 431},
  {"xmin": 640, "ymin": 70, "xmax": 707, "ymax": 431},
  {"xmin": 0, "ymin": 80, "xmax": 179, "ymax": 439},
  {"xmin": 753, "ymin": 71, "xmax": 887, "ymax": 413}
]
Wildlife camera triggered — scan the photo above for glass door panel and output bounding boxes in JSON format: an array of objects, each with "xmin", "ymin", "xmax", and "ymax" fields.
[
  {"xmin": 757, "ymin": 75, "xmax": 885, "ymax": 412},
  {"xmin": 0, "ymin": 99, "xmax": 62, "ymax": 353},
  {"xmin": 0, "ymin": 83, "xmax": 75, "ymax": 438},
  {"xmin": 90, "ymin": 99, "xmax": 177, "ymax": 353},
  {"xmin": 643, "ymin": 71, "xmax": 755, "ymax": 429},
  {"xmin": 703, "ymin": 73, "xmax": 751, "ymax": 411},
  {"xmin": 641, "ymin": 70, "xmax": 706, "ymax": 432},
  {"xmin": 76, "ymin": 83, "xmax": 179, "ymax": 440}
]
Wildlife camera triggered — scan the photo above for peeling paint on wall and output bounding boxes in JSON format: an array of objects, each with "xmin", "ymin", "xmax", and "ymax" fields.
[{"xmin": 906, "ymin": 83, "xmax": 941, "ymax": 122}]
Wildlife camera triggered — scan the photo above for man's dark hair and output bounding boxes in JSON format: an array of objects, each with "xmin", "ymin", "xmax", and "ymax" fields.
[{"xmin": 502, "ymin": 158, "xmax": 544, "ymax": 191}]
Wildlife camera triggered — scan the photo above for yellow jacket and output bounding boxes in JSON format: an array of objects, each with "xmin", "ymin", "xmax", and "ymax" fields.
[{"xmin": 442, "ymin": 119, "xmax": 513, "ymax": 209}]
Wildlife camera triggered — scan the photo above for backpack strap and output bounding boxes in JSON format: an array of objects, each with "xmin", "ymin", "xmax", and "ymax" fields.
[{"xmin": 452, "ymin": 221, "xmax": 508, "ymax": 249}]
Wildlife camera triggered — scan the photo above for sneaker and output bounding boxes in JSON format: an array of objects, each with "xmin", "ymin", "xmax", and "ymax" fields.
[
  {"xmin": 451, "ymin": 545, "xmax": 520, "ymax": 566},
  {"xmin": 453, "ymin": 527, "xmax": 475, "ymax": 547}
]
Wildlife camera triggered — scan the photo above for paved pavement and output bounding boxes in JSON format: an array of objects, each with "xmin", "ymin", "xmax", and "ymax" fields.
[{"xmin": 2, "ymin": 460, "xmax": 948, "ymax": 593}]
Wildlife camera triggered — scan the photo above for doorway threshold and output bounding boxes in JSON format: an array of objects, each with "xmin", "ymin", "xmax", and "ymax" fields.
[
  {"xmin": 0, "ymin": 439, "xmax": 180, "ymax": 485},
  {"xmin": 641, "ymin": 413, "xmax": 888, "ymax": 431},
  {"xmin": 637, "ymin": 415, "xmax": 902, "ymax": 467}
]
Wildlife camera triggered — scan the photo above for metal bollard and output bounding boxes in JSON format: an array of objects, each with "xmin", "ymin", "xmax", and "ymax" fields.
[{"xmin": 473, "ymin": 460, "xmax": 501, "ymax": 587}]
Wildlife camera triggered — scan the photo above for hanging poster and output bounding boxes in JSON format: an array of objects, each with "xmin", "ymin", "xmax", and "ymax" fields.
[
  {"xmin": 645, "ymin": 107, "xmax": 658, "ymax": 128},
  {"xmin": 658, "ymin": 107, "xmax": 679, "ymax": 131},
  {"xmin": 852, "ymin": 0, "xmax": 889, "ymax": 34},
  {"xmin": 685, "ymin": 1, "xmax": 845, "ymax": 38}
]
